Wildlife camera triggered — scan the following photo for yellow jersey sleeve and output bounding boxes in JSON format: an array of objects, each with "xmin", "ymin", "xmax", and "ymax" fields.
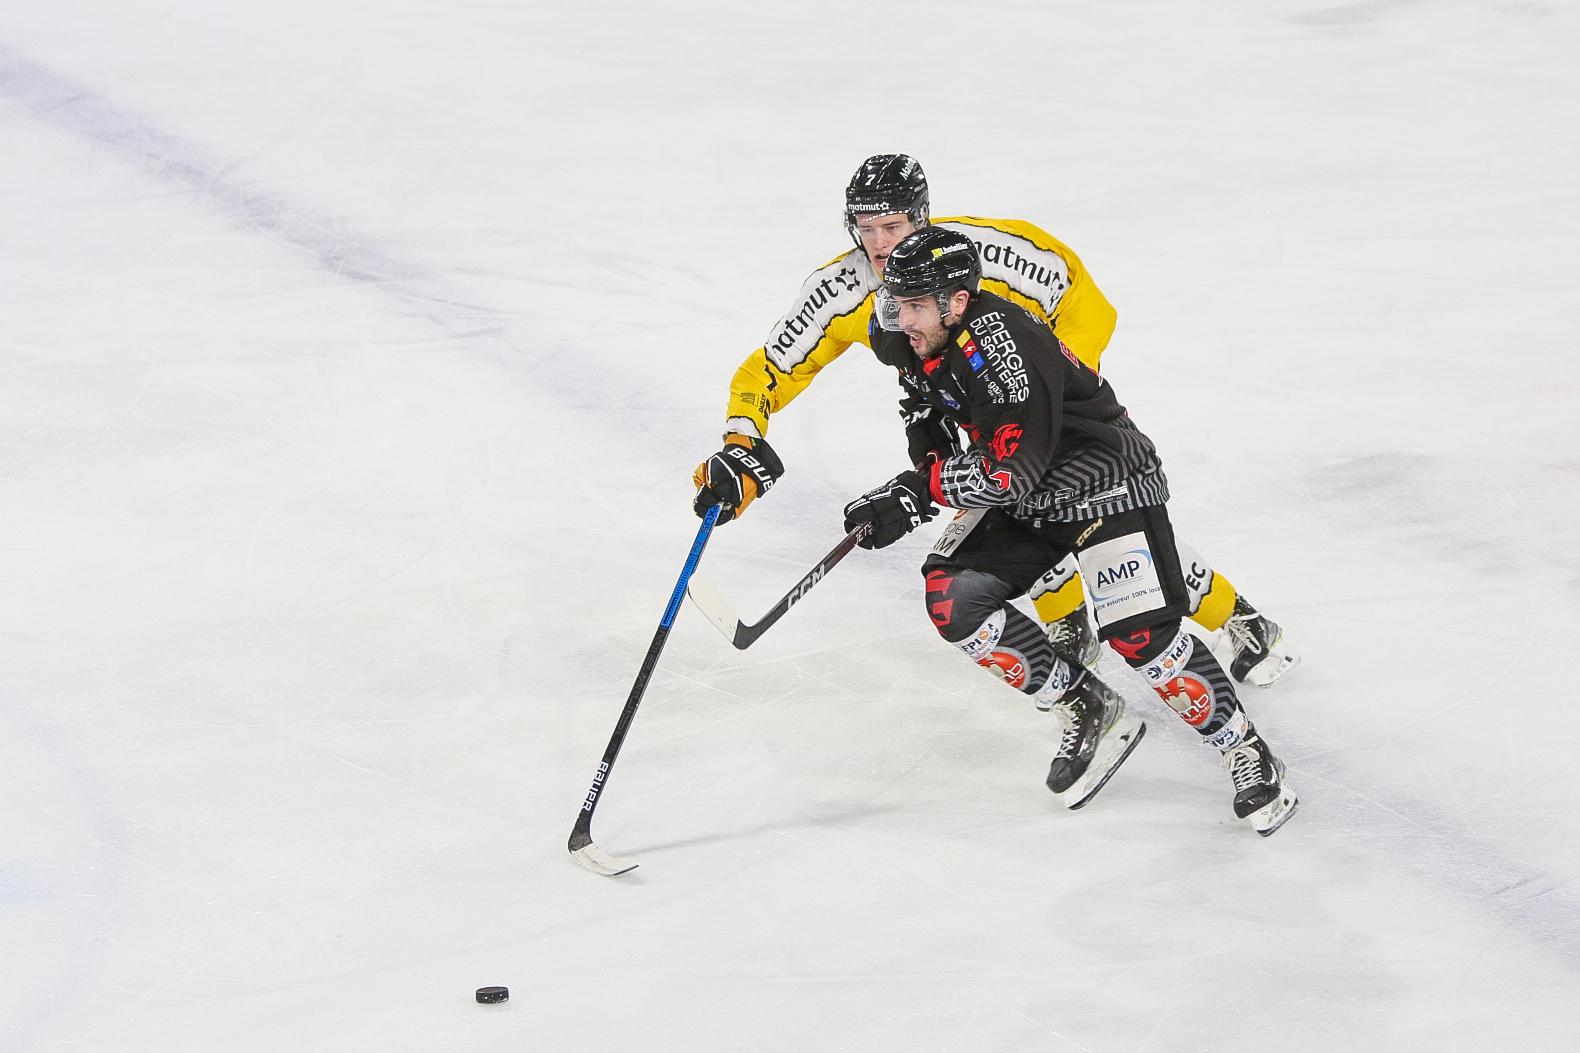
[
  {"xmin": 937, "ymin": 216, "xmax": 1117, "ymax": 371},
  {"xmin": 723, "ymin": 251, "xmax": 879, "ymax": 438}
]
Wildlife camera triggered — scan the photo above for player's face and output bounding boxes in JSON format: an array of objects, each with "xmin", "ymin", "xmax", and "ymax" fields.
[
  {"xmin": 854, "ymin": 213, "xmax": 917, "ymax": 274},
  {"xmin": 892, "ymin": 293, "xmax": 951, "ymax": 357}
]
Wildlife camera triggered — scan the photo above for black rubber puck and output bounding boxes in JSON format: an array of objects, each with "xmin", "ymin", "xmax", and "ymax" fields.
[{"xmin": 475, "ymin": 986, "xmax": 509, "ymax": 1004}]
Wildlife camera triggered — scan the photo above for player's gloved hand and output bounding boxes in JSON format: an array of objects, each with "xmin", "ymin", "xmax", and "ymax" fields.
[
  {"xmin": 692, "ymin": 434, "xmax": 785, "ymax": 524},
  {"xmin": 843, "ymin": 469, "xmax": 937, "ymax": 549}
]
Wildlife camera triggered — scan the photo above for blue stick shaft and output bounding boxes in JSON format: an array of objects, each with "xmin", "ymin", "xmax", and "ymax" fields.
[{"xmin": 569, "ymin": 505, "xmax": 721, "ymax": 851}]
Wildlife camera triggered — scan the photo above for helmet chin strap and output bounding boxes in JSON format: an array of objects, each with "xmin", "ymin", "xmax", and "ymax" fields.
[{"xmin": 940, "ymin": 289, "xmax": 971, "ymax": 327}]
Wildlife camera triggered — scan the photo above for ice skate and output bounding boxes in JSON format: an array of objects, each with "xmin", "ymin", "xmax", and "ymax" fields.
[
  {"xmin": 1224, "ymin": 597, "xmax": 1300, "ymax": 687},
  {"xmin": 1047, "ymin": 603, "xmax": 1101, "ymax": 673},
  {"xmin": 1045, "ymin": 674, "xmax": 1146, "ymax": 810},
  {"xmin": 1223, "ymin": 733, "xmax": 1298, "ymax": 836}
]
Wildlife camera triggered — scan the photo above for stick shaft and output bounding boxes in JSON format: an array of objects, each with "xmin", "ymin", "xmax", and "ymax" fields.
[
  {"xmin": 569, "ymin": 506, "xmax": 720, "ymax": 852},
  {"xmin": 687, "ymin": 523, "xmax": 868, "ymax": 649}
]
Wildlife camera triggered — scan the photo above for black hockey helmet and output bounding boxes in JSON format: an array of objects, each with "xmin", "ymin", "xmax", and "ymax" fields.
[
  {"xmin": 844, "ymin": 153, "xmax": 929, "ymax": 247},
  {"xmin": 875, "ymin": 227, "xmax": 981, "ymax": 331},
  {"xmin": 882, "ymin": 227, "xmax": 981, "ymax": 298}
]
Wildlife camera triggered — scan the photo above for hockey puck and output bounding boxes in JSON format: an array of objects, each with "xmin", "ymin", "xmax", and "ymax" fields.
[{"xmin": 475, "ymin": 986, "xmax": 509, "ymax": 1005}]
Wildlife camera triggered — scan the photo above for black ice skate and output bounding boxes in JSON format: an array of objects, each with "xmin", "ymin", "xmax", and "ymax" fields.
[
  {"xmin": 1047, "ymin": 604, "xmax": 1101, "ymax": 672},
  {"xmin": 1224, "ymin": 597, "xmax": 1300, "ymax": 687},
  {"xmin": 1045, "ymin": 674, "xmax": 1146, "ymax": 810},
  {"xmin": 1223, "ymin": 733, "xmax": 1298, "ymax": 836}
]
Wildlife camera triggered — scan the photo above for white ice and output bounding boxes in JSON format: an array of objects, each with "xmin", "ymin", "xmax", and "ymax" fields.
[{"xmin": 3, "ymin": 2, "xmax": 1579, "ymax": 1050}]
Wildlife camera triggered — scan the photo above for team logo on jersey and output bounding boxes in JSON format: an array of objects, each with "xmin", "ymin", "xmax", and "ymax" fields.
[{"xmin": 989, "ymin": 424, "xmax": 1022, "ymax": 462}]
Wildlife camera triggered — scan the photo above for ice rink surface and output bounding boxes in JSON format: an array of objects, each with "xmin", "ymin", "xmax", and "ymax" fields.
[{"xmin": 4, "ymin": 2, "xmax": 1579, "ymax": 1049}]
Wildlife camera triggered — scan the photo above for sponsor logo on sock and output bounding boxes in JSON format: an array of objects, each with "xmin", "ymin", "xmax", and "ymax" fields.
[
  {"xmin": 1156, "ymin": 675, "xmax": 1212, "ymax": 727},
  {"xmin": 1139, "ymin": 631, "xmax": 1195, "ymax": 683},
  {"xmin": 978, "ymin": 650, "xmax": 1028, "ymax": 689}
]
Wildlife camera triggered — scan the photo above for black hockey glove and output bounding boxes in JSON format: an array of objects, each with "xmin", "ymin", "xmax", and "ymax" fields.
[
  {"xmin": 842, "ymin": 470, "xmax": 937, "ymax": 550},
  {"xmin": 693, "ymin": 434, "xmax": 785, "ymax": 524}
]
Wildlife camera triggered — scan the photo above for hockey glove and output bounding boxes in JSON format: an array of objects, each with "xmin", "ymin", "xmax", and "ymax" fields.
[
  {"xmin": 842, "ymin": 469, "xmax": 938, "ymax": 550},
  {"xmin": 693, "ymin": 434, "xmax": 785, "ymax": 524}
]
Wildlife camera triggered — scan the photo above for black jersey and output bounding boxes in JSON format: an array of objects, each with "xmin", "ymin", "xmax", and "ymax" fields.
[{"xmin": 874, "ymin": 291, "xmax": 1169, "ymax": 524}]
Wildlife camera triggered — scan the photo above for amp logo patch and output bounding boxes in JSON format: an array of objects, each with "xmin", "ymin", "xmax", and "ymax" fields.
[{"xmin": 1091, "ymin": 550, "xmax": 1153, "ymax": 598}]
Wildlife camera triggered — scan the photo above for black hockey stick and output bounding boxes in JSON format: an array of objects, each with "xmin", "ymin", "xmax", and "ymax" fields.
[
  {"xmin": 568, "ymin": 504, "xmax": 721, "ymax": 877},
  {"xmin": 685, "ymin": 522, "xmax": 871, "ymax": 649}
]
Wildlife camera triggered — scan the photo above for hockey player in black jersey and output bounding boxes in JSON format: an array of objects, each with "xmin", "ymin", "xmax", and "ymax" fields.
[
  {"xmin": 692, "ymin": 154, "xmax": 1297, "ymax": 688},
  {"xmin": 842, "ymin": 227, "xmax": 1298, "ymax": 834}
]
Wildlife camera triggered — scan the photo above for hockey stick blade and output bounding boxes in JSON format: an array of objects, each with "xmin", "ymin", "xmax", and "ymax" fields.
[
  {"xmin": 685, "ymin": 523, "xmax": 869, "ymax": 650},
  {"xmin": 569, "ymin": 837, "xmax": 640, "ymax": 877},
  {"xmin": 684, "ymin": 575, "xmax": 745, "ymax": 647}
]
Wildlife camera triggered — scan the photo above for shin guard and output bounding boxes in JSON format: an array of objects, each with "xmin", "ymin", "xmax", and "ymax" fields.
[
  {"xmin": 952, "ymin": 607, "xmax": 1075, "ymax": 706},
  {"xmin": 1113, "ymin": 626, "xmax": 1249, "ymax": 750}
]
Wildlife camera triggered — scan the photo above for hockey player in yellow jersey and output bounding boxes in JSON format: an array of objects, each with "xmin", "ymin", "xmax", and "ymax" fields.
[{"xmin": 691, "ymin": 154, "xmax": 1297, "ymax": 687}]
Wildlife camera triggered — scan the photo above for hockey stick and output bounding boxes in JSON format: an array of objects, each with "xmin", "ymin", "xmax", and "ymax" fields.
[
  {"xmin": 685, "ymin": 522, "xmax": 870, "ymax": 650},
  {"xmin": 568, "ymin": 504, "xmax": 721, "ymax": 877}
]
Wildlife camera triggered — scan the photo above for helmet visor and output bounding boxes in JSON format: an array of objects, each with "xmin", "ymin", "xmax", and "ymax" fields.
[
  {"xmin": 875, "ymin": 286, "xmax": 905, "ymax": 332},
  {"xmin": 875, "ymin": 287, "xmax": 950, "ymax": 332}
]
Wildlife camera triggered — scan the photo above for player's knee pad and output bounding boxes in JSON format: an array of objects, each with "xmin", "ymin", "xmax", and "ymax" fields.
[{"xmin": 922, "ymin": 566, "xmax": 1016, "ymax": 643}]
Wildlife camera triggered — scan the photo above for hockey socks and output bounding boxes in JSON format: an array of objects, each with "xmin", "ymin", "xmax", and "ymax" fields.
[{"xmin": 1116, "ymin": 626, "xmax": 1299, "ymax": 834}]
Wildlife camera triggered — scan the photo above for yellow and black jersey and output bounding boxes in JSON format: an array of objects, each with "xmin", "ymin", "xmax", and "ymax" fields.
[{"xmin": 724, "ymin": 216, "xmax": 1117, "ymax": 439}]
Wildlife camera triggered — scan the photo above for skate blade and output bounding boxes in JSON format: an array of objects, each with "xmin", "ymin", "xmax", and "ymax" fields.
[
  {"xmin": 1064, "ymin": 718, "xmax": 1146, "ymax": 811},
  {"xmin": 1246, "ymin": 651, "xmax": 1301, "ymax": 688},
  {"xmin": 1250, "ymin": 785, "xmax": 1299, "ymax": 836}
]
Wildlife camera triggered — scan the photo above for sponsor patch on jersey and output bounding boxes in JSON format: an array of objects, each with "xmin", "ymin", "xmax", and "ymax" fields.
[
  {"xmin": 970, "ymin": 311, "xmax": 1029, "ymax": 402},
  {"xmin": 939, "ymin": 389, "xmax": 962, "ymax": 411},
  {"xmin": 1078, "ymin": 531, "xmax": 1167, "ymax": 629},
  {"xmin": 763, "ymin": 259, "xmax": 873, "ymax": 372},
  {"xmin": 941, "ymin": 221, "xmax": 1072, "ymax": 314},
  {"xmin": 957, "ymin": 333, "xmax": 986, "ymax": 373},
  {"xmin": 931, "ymin": 509, "xmax": 985, "ymax": 559}
]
